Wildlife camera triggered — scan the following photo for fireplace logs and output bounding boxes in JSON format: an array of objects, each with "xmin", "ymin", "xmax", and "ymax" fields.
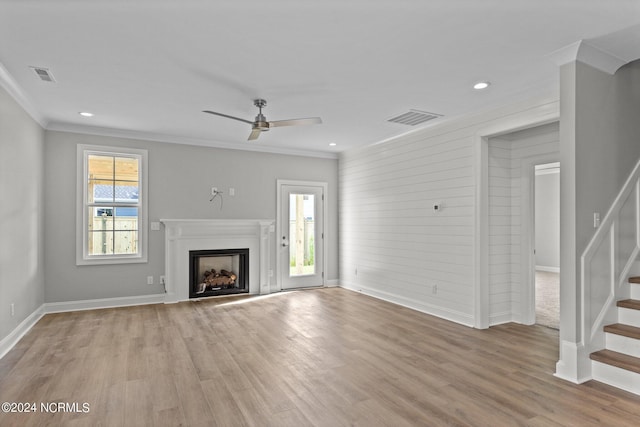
[{"xmin": 196, "ymin": 269, "xmax": 238, "ymax": 293}]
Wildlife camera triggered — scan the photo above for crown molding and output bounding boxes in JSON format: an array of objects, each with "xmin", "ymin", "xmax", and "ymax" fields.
[
  {"xmin": 46, "ymin": 122, "xmax": 338, "ymax": 160},
  {"xmin": 0, "ymin": 61, "xmax": 47, "ymax": 128},
  {"xmin": 548, "ymin": 40, "xmax": 628, "ymax": 75}
]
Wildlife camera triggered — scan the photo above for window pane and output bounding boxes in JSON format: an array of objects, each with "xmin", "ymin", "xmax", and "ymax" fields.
[
  {"xmin": 88, "ymin": 155, "xmax": 114, "ymax": 181},
  {"xmin": 115, "ymin": 156, "xmax": 139, "ymax": 182},
  {"xmin": 289, "ymin": 194, "xmax": 315, "ymax": 277},
  {"xmin": 113, "ymin": 231, "xmax": 138, "ymax": 254},
  {"xmin": 88, "ymin": 230, "xmax": 113, "ymax": 255},
  {"xmin": 89, "ymin": 179, "xmax": 115, "ymax": 203},
  {"xmin": 114, "ymin": 180, "xmax": 139, "ymax": 203},
  {"xmin": 87, "ymin": 206, "xmax": 139, "ymax": 256},
  {"xmin": 114, "ymin": 207, "xmax": 138, "ymax": 233},
  {"xmin": 88, "ymin": 206, "xmax": 113, "ymax": 255},
  {"xmin": 88, "ymin": 206, "xmax": 113, "ymax": 232}
]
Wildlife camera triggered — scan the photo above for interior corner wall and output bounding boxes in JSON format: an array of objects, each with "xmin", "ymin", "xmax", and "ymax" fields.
[
  {"xmin": 0, "ymin": 85, "xmax": 45, "ymax": 343},
  {"xmin": 43, "ymin": 131, "xmax": 338, "ymax": 303},
  {"xmin": 339, "ymin": 97, "xmax": 559, "ymax": 327}
]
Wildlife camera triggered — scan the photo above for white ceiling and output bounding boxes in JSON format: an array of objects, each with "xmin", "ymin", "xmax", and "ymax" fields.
[{"xmin": 1, "ymin": 1, "xmax": 639, "ymax": 157}]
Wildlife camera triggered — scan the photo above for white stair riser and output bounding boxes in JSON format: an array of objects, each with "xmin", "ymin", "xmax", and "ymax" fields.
[
  {"xmin": 631, "ymin": 283, "xmax": 640, "ymax": 300},
  {"xmin": 605, "ymin": 333, "xmax": 640, "ymax": 358},
  {"xmin": 592, "ymin": 361, "xmax": 640, "ymax": 395},
  {"xmin": 619, "ymin": 307, "xmax": 640, "ymax": 328}
]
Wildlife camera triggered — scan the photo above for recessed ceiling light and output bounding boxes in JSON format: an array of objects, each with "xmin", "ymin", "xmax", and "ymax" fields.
[
  {"xmin": 473, "ymin": 81, "xmax": 490, "ymax": 90},
  {"xmin": 329, "ymin": 143, "xmax": 337, "ymax": 146},
  {"xmin": 79, "ymin": 112, "xmax": 94, "ymax": 117}
]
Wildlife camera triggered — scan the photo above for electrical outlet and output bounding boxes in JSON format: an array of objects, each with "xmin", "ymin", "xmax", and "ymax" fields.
[
  {"xmin": 211, "ymin": 187, "xmax": 218, "ymax": 195},
  {"xmin": 10, "ymin": 303, "xmax": 15, "ymax": 317},
  {"xmin": 147, "ymin": 276, "xmax": 154, "ymax": 285}
]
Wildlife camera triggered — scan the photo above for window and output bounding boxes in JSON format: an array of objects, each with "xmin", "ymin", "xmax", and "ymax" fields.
[{"xmin": 77, "ymin": 145, "xmax": 148, "ymax": 265}]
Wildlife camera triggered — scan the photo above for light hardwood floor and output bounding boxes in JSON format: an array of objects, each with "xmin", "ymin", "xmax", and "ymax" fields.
[{"xmin": 1, "ymin": 288, "xmax": 639, "ymax": 426}]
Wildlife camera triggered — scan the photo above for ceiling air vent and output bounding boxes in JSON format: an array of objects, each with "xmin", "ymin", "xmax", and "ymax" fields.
[
  {"xmin": 387, "ymin": 109, "xmax": 442, "ymax": 126},
  {"xmin": 30, "ymin": 66, "xmax": 56, "ymax": 83}
]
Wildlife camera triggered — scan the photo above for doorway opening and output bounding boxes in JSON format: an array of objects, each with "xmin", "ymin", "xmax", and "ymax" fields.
[
  {"xmin": 534, "ymin": 163, "xmax": 560, "ymax": 329},
  {"xmin": 483, "ymin": 121, "xmax": 560, "ymax": 328}
]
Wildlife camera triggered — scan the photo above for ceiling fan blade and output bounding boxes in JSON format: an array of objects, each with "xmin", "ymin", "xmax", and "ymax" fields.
[
  {"xmin": 203, "ymin": 110, "xmax": 254, "ymax": 125},
  {"xmin": 248, "ymin": 129, "xmax": 261, "ymax": 141},
  {"xmin": 269, "ymin": 117, "xmax": 323, "ymax": 128}
]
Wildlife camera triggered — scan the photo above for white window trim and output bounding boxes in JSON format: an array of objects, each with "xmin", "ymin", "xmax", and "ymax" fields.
[{"xmin": 76, "ymin": 144, "xmax": 149, "ymax": 265}]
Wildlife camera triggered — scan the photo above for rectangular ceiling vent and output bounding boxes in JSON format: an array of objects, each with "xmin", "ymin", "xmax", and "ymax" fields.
[
  {"xmin": 387, "ymin": 109, "xmax": 442, "ymax": 126},
  {"xmin": 30, "ymin": 66, "xmax": 56, "ymax": 83}
]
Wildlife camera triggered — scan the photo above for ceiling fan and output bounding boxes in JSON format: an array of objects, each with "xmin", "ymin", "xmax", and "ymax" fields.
[{"xmin": 203, "ymin": 99, "xmax": 322, "ymax": 141}]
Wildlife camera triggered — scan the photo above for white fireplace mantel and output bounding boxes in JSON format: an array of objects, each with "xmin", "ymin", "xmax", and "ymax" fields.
[{"xmin": 161, "ymin": 219, "xmax": 275, "ymax": 302}]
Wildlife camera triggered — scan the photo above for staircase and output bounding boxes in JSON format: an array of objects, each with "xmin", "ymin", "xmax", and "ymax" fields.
[{"xmin": 590, "ymin": 276, "xmax": 640, "ymax": 394}]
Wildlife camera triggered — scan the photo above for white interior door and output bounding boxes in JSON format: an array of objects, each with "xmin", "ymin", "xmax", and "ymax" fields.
[{"xmin": 279, "ymin": 184, "xmax": 324, "ymax": 290}]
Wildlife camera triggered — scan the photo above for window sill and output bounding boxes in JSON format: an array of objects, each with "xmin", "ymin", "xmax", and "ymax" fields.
[{"xmin": 76, "ymin": 254, "xmax": 148, "ymax": 266}]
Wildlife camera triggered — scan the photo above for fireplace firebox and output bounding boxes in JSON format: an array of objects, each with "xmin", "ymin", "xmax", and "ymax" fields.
[{"xmin": 189, "ymin": 249, "xmax": 249, "ymax": 298}]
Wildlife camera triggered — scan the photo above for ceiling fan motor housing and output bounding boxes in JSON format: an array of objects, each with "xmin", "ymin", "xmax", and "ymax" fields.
[
  {"xmin": 253, "ymin": 99, "xmax": 269, "ymax": 130},
  {"xmin": 253, "ymin": 119, "xmax": 270, "ymax": 131}
]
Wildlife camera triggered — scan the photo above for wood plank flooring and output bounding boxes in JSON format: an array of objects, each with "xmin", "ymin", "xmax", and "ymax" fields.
[{"xmin": 1, "ymin": 288, "xmax": 640, "ymax": 426}]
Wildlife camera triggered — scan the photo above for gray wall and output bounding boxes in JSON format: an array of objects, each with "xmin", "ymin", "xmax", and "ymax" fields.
[
  {"xmin": 575, "ymin": 60, "xmax": 640, "ymax": 257},
  {"xmin": 559, "ymin": 59, "xmax": 640, "ymax": 347},
  {"xmin": 44, "ymin": 131, "xmax": 338, "ymax": 303},
  {"xmin": 0, "ymin": 85, "xmax": 45, "ymax": 342},
  {"xmin": 535, "ymin": 170, "xmax": 560, "ymax": 269}
]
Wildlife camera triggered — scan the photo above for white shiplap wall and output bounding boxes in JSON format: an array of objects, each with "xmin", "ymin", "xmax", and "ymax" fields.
[
  {"xmin": 340, "ymin": 132, "xmax": 475, "ymax": 325},
  {"xmin": 339, "ymin": 98, "xmax": 559, "ymax": 327},
  {"xmin": 488, "ymin": 123, "xmax": 560, "ymax": 325}
]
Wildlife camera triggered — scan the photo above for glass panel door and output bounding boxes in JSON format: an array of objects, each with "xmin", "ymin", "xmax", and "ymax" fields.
[{"xmin": 280, "ymin": 184, "xmax": 324, "ymax": 290}]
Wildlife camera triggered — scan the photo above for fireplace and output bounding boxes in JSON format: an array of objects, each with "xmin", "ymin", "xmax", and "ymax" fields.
[{"xmin": 189, "ymin": 248, "xmax": 249, "ymax": 298}]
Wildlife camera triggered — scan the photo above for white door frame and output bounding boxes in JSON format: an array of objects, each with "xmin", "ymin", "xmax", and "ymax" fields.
[
  {"xmin": 276, "ymin": 179, "xmax": 328, "ymax": 291},
  {"xmin": 474, "ymin": 107, "xmax": 559, "ymax": 328}
]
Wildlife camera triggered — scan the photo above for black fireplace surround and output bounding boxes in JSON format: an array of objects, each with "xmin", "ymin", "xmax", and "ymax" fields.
[{"xmin": 189, "ymin": 248, "xmax": 249, "ymax": 298}]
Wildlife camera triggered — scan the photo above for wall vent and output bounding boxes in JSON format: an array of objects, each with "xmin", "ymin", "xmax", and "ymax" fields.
[
  {"xmin": 30, "ymin": 66, "xmax": 56, "ymax": 83},
  {"xmin": 387, "ymin": 109, "xmax": 442, "ymax": 126}
]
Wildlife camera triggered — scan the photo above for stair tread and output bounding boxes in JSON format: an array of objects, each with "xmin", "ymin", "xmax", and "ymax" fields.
[
  {"xmin": 629, "ymin": 276, "xmax": 640, "ymax": 284},
  {"xmin": 590, "ymin": 349, "xmax": 640, "ymax": 374},
  {"xmin": 617, "ymin": 299, "xmax": 640, "ymax": 310},
  {"xmin": 604, "ymin": 323, "xmax": 640, "ymax": 340}
]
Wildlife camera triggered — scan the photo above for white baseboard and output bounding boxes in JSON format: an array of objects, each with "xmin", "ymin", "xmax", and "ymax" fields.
[
  {"xmin": 536, "ymin": 265, "xmax": 560, "ymax": 273},
  {"xmin": 0, "ymin": 304, "xmax": 45, "ymax": 360},
  {"xmin": 489, "ymin": 311, "xmax": 514, "ymax": 326},
  {"xmin": 554, "ymin": 339, "xmax": 592, "ymax": 384},
  {"xmin": 45, "ymin": 293, "xmax": 167, "ymax": 313},
  {"xmin": 326, "ymin": 279, "xmax": 339, "ymax": 287},
  {"xmin": 339, "ymin": 281, "xmax": 474, "ymax": 327}
]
